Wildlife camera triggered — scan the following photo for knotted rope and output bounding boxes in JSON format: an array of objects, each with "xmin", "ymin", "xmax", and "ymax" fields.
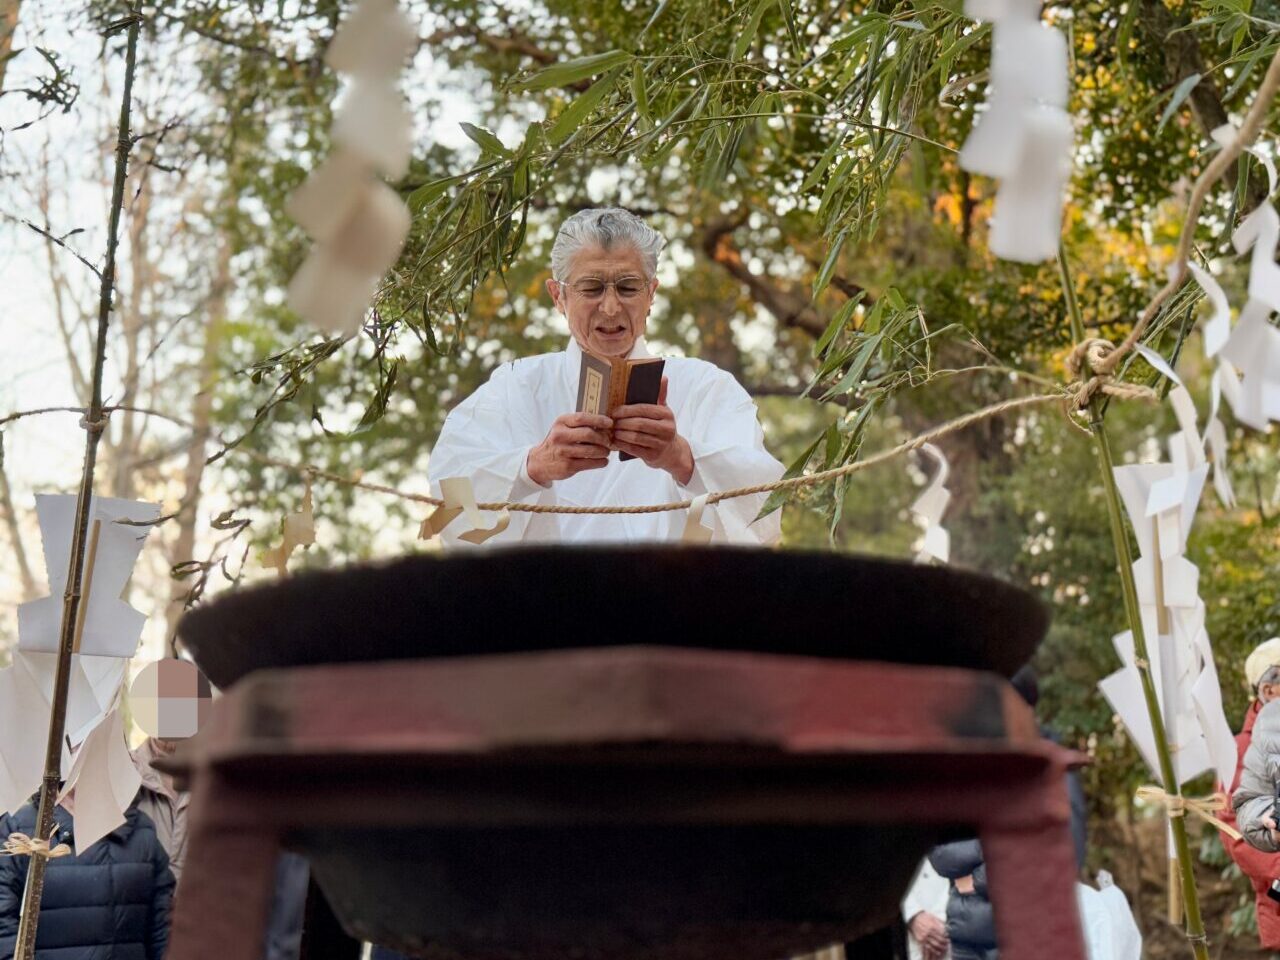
[
  {"xmin": 2, "ymin": 832, "xmax": 72, "ymax": 859},
  {"xmin": 1134, "ymin": 785, "xmax": 1242, "ymax": 841}
]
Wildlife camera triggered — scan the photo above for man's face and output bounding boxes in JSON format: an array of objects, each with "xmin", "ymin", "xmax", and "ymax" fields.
[{"xmin": 546, "ymin": 244, "xmax": 658, "ymax": 358}]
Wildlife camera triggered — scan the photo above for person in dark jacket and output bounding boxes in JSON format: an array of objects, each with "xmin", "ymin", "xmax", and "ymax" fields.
[
  {"xmin": 0, "ymin": 796, "xmax": 174, "ymax": 960},
  {"xmin": 928, "ymin": 666, "xmax": 1086, "ymax": 960}
]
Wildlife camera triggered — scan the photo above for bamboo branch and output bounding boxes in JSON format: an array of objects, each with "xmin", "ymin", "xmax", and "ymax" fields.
[
  {"xmin": 1095, "ymin": 45, "xmax": 1280, "ymax": 376},
  {"xmin": 13, "ymin": 9, "xmax": 141, "ymax": 956},
  {"xmin": 1059, "ymin": 244, "xmax": 1210, "ymax": 960}
]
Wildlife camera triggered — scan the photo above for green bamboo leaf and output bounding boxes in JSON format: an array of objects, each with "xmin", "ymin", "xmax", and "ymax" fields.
[
  {"xmin": 813, "ymin": 294, "xmax": 863, "ymax": 357},
  {"xmin": 812, "ymin": 229, "xmax": 848, "ymax": 299},
  {"xmin": 862, "ymin": 300, "xmax": 884, "ymax": 335},
  {"xmin": 1115, "ymin": 3, "xmax": 1138, "ymax": 70},
  {"xmin": 407, "ymin": 174, "xmax": 467, "ymax": 213},
  {"xmin": 800, "ymin": 138, "xmax": 841, "ymax": 193},
  {"xmin": 823, "ymin": 333, "xmax": 883, "ymax": 399},
  {"xmin": 514, "ymin": 50, "xmax": 633, "ymax": 91},
  {"xmin": 459, "ymin": 122, "xmax": 511, "ymax": 157},
  {"xmin": 778, "ymin": 0, "xmax": 803, "ymax": 55},
  {"xmin": 823, "ymin": 422, "xmax": 840, "ymax": 465},
  {"xmin": 631, "ymin": 63, "xmax": 651, "ymax": 123},
  {"xmin": 640, "ymin": 0, "xmax": 674, "ymax": 39},
  {"xmin": 1158, "ymin": 73, "xmax": 1201, "ymax": 133},
  {"xmin": 817, "ymin": 156, "xmax": 854, "ymax": 219},
  {"xmin": 547, "ymin": 68, "xmax": 622, "ymax": 145},
  {"xmin": 732, "ymin": 0, "xmax": 776, "ymax": 60},
  {"xmin": 756, "ymin": 434, "xmax": 821, "ymax": 520}
]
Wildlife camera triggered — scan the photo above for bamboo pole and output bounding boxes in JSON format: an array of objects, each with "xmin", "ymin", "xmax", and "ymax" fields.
[
  {"xmin": 1058, "ymin": 246, "xmax": 1210, "ymax": 960},
  {"xmin": 12, "ymin": 9, "xmax": 142, "ymax": 957}
]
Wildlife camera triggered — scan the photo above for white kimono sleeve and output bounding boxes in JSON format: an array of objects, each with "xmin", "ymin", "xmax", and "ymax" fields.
[
  {"xmin": 427, "ymin": 363, "xmax": 552, "ymax": 546},
  {"xmin": 676, "ymin": 369, "xmax": 784, "ymax": 546}
]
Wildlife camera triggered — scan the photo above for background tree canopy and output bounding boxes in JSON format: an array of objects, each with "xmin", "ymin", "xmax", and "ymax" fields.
[{"xmin": 2, "ymin": 0, "xmax": 1279, "ymax": 952}]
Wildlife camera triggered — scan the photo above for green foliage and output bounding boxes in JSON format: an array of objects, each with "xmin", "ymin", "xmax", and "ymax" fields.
[{"xmin": 115, "ymin": 4, "xmax": 1280, "ymax": 867}]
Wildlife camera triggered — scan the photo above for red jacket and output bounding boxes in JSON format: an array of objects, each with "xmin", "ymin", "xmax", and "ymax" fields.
[{"xmin": 1221, "ymin": 700, "xmax": 1280, "ymax": 949}]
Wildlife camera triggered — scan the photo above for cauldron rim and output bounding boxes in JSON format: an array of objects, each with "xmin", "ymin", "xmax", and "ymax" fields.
[{"xmin": 178, "ymin": 545, "xmax": 1048, "ymax": 690}]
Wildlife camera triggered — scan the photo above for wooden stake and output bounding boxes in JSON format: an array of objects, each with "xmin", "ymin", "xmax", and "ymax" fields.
[
  {"xmin": 13, "ymin": 9, "xmax": 142, "ymax": 957},
  {"xmin": 70, "ymin": 519, "xmax": 102, "ymax": 655}
]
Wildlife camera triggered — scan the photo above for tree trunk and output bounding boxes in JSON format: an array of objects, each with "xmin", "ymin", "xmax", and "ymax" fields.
[
  {"xmin": 110, "ymin": 160, "xmax": 153, "ymax": 499},
  {"xmin": 1138, "ymin": 0, "xmax": 1269, "ymax": 211},
  {"xmin": 163, "ymin": 240, "xmax": 228, "ymax": 655},
  {"xmin": 0, "ymin": 0, "xmax": 20, "ymax": 97},
  {"xmin": 0, "ymin": 433, "xmax": 36, "ymax": 601}
]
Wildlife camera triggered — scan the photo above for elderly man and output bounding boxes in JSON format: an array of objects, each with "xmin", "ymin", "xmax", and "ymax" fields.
[
  {"xmin": 428, "ymin": 207, "xmax": 784, "ymax": 545},
  {"xmin": 1223, "ymin": 638, "xmax": 1280, "ymax": 950}
]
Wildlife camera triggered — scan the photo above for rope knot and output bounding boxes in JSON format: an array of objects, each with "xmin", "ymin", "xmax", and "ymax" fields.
[
  {"xmin": 1134, "ymin": 786, "xmax": 1242, "ymax": 840},
  {"xmin": 79, "ymin": 410, "xmax": 110, "ymax": 435},
  {"xmin": 1063, "ymin": 338, "xmax": 1159, "ymax": 413},
  {"xmin": 3, "ymin": 832, "xmax": 72, "ymax": 859}
]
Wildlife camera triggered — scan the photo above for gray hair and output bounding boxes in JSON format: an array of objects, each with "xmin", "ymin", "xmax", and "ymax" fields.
[
  {"xmin": 1260, "ymin": 665, "xmax": 1280, "ymax": 690},
  {"xmin": 550, "ymin": 207, "xmax": 666, "ymax": 281}
]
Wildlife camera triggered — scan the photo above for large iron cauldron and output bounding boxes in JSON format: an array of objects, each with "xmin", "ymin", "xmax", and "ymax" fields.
[{"xmin": 175, "ymin": 547, "xmax": 1051, "ymax": 960}]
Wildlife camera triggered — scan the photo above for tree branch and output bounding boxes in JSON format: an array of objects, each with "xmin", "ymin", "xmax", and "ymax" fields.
[
  {"xmin": 1138, "ymin": 0, "xmax": 1269, "ymax": 210},
  {"xmin": 700, "ymin": 212, "xmax": 830, "ymax": 339},
  {"xmin": 744, "ymin": 381, "xmax": 858, "ymax": 408},
  {"xmin": 2, "ymin": 211, "xmax": 101, "ymax": 279},
  {"xmin": 156, "ymin": 11, "xmax": 311, "ymax": 69},
  {"xmin": 425, "ymin": 26, "xmax": 590, "ymax": 91}
]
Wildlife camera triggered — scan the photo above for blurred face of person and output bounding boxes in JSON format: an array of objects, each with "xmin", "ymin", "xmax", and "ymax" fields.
[
  {"xmin": 1260, "ymin": 677, "xmax": 1280, "ymax": 705},
  {"xmin": 546, "ymin": 244, "xmax": 659, "ymax": 358}
]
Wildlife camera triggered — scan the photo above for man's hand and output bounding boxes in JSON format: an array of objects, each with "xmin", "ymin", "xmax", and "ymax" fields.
[
  {"xmin": 610, "ymin": 378, "xmax": 694, "ymax": 484},
  {"xmin": 907, "ymin": 911, "xmax": 949, "ymax": 960},
  {"xmin": 526, "ymin": 413, "xmax": 613, "ymax": 486},
  {"xmin": 1262, "ymin": 814, "xmax": 1280, "ymax": 847}
]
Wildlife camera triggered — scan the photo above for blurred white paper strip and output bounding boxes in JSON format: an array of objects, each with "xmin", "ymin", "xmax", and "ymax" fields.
[
  {"xmin": 58, "ymin": 704, "xmax": 140, "ymax": 854},
  {"xmin": 910, "ymin": 443, "xmax": 951, "ymax": 564},
  {"xmin": 960, "ymin": 0, "xmax": 1072, "ymax": 263},
  {"xmin": 0, "ymin": 662, "xmax": 51, "ymax": 816},
  {"xmin": 1235, "ymin": 204, "xmax": 1280, "ymax": 312},
  {"xmin": 1188, "ymin": 263, "xmax": 1231, "ymax": 359},
  {"xmin": 286, "ymin": 0, "xmax": 418, "ymax": 334},
  {"xmin": 422, "ymin": 477, "xmax": 510, "ymax": 545},
  {"xmin": 17, "ymin": 495, "xmax": 161, "ymax": 659},
  {"xmin": 1098, "ymin": 382, "xmax": 1236, "ymax": 789},
  {"xmin": 681, "ymin": 493, "xmax": 713, "ymax": 544},
  {"xmin": 1212, "ymin": 123, "xmax": 1278, "ymax": 199},
  {"xmin": 1203, "ymin": 374, "xmax": 1235, "ymax": 508}
]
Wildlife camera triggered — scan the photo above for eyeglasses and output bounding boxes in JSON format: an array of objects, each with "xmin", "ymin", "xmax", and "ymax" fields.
[{"xmin": 561, "ymin": 276, "xmax": 650, "ymax": 301}]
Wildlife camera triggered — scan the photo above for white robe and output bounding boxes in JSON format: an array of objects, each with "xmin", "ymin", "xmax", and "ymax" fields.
[{"xmin": 427, "ymin": 338, "xmax": 784, "ymax": 546}]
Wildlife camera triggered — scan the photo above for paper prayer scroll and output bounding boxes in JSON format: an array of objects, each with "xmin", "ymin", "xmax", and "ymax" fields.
[
  {"xmin": 419, "ymin": 477, "xmax": 511, "ymax": 544},
  {"xmin": 0, "ymin": 652, "xmax": 127, "ymax": 816},
  {"xmin": 910, "ymin": 443, "xmax": 951, "ymax": 564},
  {"xmin": 285, "ymin": 0, "xmax": 418, "ymax": 334},
  {"xmin": 261, "ymin": 479, "xmax": 317, "ymax": 576},
  {"xmin": 1098, "ymin": 378, "xmax": 1236, "ymax": 789},
  {"xmin": 57, "ymin": 701, "xmax": 140, "ymax": 854},
  {"xmin": 681, "ymin": 494, "xmax": 714, "ymax": 544},
  {"xmin": 959, "ymin": 1, "xmax": 1072, "ymax": 263},
  {"xmin": 17, "ymin": 495, "xmax": 161, "ymax": 659},
  {"xmin": 1212, "ymin": 123, "xmax": 1278, "ymax": 199}
]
